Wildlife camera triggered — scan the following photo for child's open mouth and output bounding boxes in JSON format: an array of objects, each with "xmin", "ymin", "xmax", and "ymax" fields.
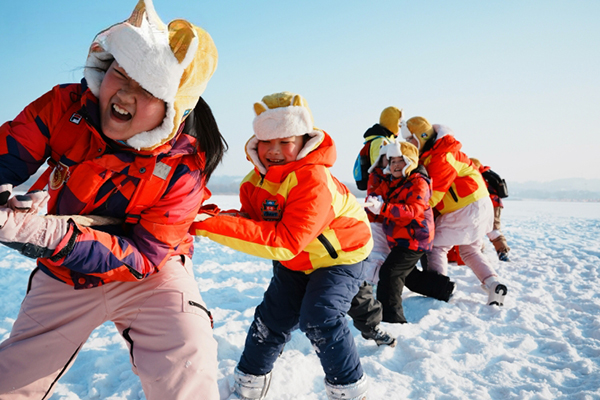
[
  {"xmin": 112, "ymin": 104, "xmax": 132, "ymax": 121},
  {"xmin": 266, "ymin": 158, "xmax": 284, "ymax": 165}
]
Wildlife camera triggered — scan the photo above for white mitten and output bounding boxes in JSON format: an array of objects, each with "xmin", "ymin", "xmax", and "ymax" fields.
[
  {"xmin": 0, "ymin": 190, "xmax": 70, "ymax": 259},
  {"xmin": 365, "ymin": 195, "xmax": 384, "ymax": 215}
]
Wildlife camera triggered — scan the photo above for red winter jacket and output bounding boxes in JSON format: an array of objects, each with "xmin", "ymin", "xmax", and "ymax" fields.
[
  {"xmin": 0, "ymin": 81, "xmax": 207, "ymax": 288},
  {"xmin": 192, "ymin": 131, "xmax": 373, "ymax": 272},
  {"xmin": 420, "ymin": 125, "xmax": 489, "ymax": 214},
  {"xmin": 368, "ymin": 166, "xmax": 434, "ymax": 252},
  {"xmin": 365, "ymin": 167, "xmax": 387, "ymax": 223}
]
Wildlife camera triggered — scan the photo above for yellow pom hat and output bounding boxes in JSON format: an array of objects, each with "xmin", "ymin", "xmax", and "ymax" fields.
[
  {"xmin": 246, "ymin": 91, "xmax": 325, "ymax": 174},
  {"xmin": 379, "ymin": 106, "xmax": 403, "ymax": 135},
  {"xmin": 84, "ymin": 0, "xmax": 218, "ymax": 151},
  {"xmin": 401, "ymin": 116, "xmax": 435, "ymax": 150}
]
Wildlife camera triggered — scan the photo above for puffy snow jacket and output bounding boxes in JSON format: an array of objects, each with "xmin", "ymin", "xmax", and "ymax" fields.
[
  {"xmin": 0, "ymin": 81, "xmax": 206, "ymax": 288},
  {"xmin": 191, "ymin": 131, "xmax": 373, "ymax": 273},
  {"xmin": 369, "ymin": 166, "xmax": 434, "ymax": 252},
  {"xmin": 420, "ymin": 125, "xmax": 489, "ymax": 215}
]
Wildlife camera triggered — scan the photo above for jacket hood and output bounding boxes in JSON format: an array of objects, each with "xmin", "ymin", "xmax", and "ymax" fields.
[
  {"xmin": 422, "ymin": 126, "xmax": 462, "ymax": 158},
  {"xmin": 363, "ymin": 123, "xmax": 393, "ymax": 140},
  {"xmin": 433, "ymin": 124, "xmax": 454, "ymax": 141},
  {"xmin": 412, "ymin": 164, "xmax": 430, "ymax": 179}
]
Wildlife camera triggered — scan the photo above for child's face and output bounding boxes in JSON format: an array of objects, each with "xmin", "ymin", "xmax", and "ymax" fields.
[
  {"xmin": 98, "ymin": 61, "xmax": 166, "ymax": 142},
  {"xmin": 257, "ymin": 136, "xmax": 304, "ymax": 171},
  {"xmin": 389, "ymin": 156, "xmax": 407, "ymax": 178},
  {"xmin": 406, "ymin": 136, "xmax": 420, "ymax": 151}
]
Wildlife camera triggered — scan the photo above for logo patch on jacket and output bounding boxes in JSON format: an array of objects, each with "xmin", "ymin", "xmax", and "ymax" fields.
[
  {"xmin": 261, "ymin": 199, "xmax": 282, "ymax": 221},
  {"xmin": 50, "ymin": 162, "xmax": 70, "ymax": 190},
  {"xmin": 69, "ymin": 113, "xmax": 82, "ymax": 124}
]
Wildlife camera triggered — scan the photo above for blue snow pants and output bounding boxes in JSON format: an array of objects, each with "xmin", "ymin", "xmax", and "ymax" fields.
[{"xmin": 238, "ymin": 260, "xmax": 366, "ymax": 385}]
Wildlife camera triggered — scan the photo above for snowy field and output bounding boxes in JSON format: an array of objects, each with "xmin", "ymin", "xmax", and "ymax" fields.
[{"xmin": 1, "ymin": 196, "xmax": 599, "ymax": 400}]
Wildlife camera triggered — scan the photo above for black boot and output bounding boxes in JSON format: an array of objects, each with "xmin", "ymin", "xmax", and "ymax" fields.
[
  {"xmin": 406, "ymin": 269, "xmax": 456, "ymax": 302},
  {"xmin": 361, "ymin": 325, "xmax": 397, "ymax": 347}
]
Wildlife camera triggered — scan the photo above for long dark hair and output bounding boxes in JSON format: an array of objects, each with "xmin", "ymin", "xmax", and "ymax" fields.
[{"xmin": 181, "ymin": 97, "xmax": 228, "ymax": 182}]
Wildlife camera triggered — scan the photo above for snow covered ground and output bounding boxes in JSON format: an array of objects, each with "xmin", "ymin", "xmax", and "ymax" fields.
[{"xmin": 1, "ymin": 197, "xmax": 599, "ymax": 400}]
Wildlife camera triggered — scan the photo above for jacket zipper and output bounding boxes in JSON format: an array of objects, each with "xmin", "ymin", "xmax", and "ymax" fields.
[{"xmin": 124, "ymin": 264, "xmax": 144, "ymax": 280}]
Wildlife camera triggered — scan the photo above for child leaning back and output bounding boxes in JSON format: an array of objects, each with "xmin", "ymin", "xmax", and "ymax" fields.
[{"xmin": 191, "ymin": 92, "xmax": 373, "ymax": 400}]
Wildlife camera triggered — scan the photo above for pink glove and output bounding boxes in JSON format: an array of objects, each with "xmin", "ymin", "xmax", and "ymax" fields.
[
  {"xmin": 0, "ymin": 190, "xmax": 71, "ymax": 259},
  {"xmin": 366, "ymin": 195, "xmax": 384, "ymax": 215}
]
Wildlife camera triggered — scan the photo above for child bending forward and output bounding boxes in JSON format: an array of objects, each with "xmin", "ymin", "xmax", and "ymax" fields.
[{"xmin": 192, "ymin": 92, "xmax": 373, "ymax": 400}]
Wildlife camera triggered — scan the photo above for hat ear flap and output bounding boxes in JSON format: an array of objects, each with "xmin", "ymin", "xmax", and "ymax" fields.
[
  {"xmin": 254, "ymin": 102, "xmax": 268, "ymax": 117},
  {"xmin": 292, "ymin": 94, "xmax": 303, "ymax": 107},
  {"xmin": 127, "ymin": 0, "xmax": 166, "ymax": 29},
  {"xmin": 168, "ymin": 20, "xmax": 196, "ymax": 63}
]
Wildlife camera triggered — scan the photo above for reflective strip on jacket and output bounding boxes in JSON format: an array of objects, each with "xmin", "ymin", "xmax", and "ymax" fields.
[
  {"xmin": 191, "ymin": 131, "xmax": 373, "ymax": 273},
  {"xmin": 420, "ymin": 125, "xmax": 489, "ymax": 215},
  {"xmin": 0, "ymin": 81, "xmax": 206, "ymax": 288}
]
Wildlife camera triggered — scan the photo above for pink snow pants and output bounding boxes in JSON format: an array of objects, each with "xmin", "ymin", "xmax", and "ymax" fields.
[
  {"xmin": 0, "ymin": 256, "xmax": 219, "ymax": 400},
  {"xmin": 427, "ymin": 197, "xmax": 497, "ymax": 284}
]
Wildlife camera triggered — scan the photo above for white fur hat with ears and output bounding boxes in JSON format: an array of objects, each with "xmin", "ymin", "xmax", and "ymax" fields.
[
  {"xmin": 367, "ymin": 139, "xmax": 392, "ymax": 174},
  {"xmin": 245, "ymin": 91, "xmax": 324, "ymax": 175},
  {"xmin": 382, "ymin": 140, "xmax": 419, "ymax": 177},
  {"xmin": 84, "ymin": 0, "xmax": 218, "ymax": 151}
]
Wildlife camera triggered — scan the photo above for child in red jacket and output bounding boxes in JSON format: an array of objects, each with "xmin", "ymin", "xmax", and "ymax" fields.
[
  {"xmin": 365, "ymin": 141, "xmax": 438, "ymax": 323},
  {"xmin": 403, "ymin": 116, "xmax": 508, "ymax": 306},
  {"xmin": 0, "ymin": 1, "xmax": 226, "ymax": 398},
  {"xmin": 470, "ymin": 158, "xmax": 511, "ymax": 261},
  {"xmin": 192, "ymin": 92, "xmax": 372, "ymax": 400}
]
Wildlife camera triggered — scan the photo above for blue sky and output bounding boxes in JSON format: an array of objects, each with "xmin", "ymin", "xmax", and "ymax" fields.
[{"xmin": 1, "ymin": 0, "xmax": 599, "ymax": 184}]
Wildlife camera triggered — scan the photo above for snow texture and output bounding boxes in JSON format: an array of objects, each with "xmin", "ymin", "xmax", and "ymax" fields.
[{"xmin": 1, "ymin": 197, "xmax": 599, "ymax": 400}]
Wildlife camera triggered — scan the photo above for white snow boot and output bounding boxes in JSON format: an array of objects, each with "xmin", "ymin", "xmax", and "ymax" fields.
[
  {"xmin": 230, "ymin": 367, "xmax": 272, "ymax": 400},
  {"xmin": 482, "ymin": 276, "xmax": 508, "ymax": 306},
  {"xmin": 324, "ymin": 374, "xmax": 368, "ymax": 400}
]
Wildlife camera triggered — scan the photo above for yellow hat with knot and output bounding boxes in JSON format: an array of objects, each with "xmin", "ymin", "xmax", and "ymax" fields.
[
  {"xmin": 379, "ymin": 106, "xmax": 403, "ymax": 135},
  {"xmin": 401, "ymin": 116, "xmax": 435, "ymax": 150},
  {"xmin": 84, "ymin": 0, "xmax": 218, "ymax": 151}
]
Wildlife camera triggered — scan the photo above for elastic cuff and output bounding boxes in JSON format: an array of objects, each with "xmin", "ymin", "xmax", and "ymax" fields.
[{"xmin": 49, "ymin": 221, "xmax": 81, "ymax": 262}]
